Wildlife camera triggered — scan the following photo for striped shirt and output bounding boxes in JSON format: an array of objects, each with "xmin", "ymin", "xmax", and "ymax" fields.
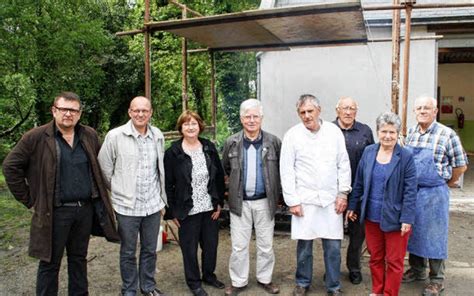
[
  {"xmin": 406, "ymin": 121, "xmax": 468, "ymax": 180},
  {"xmin": 114, "ymin": 127, "xmax": 164, "ymax": 216}
]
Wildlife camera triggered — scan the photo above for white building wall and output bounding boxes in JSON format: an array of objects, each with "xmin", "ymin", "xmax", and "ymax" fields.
[{"xmin": 259, "ymin": 39, "xmax": 438, "ymax": 138}]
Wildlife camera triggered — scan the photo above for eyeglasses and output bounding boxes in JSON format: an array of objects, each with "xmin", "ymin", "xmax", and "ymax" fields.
[
  {"xmin": 337, "ymin": 106, "xmax": 357, "ymax": 112},
  {"xmin": 415, "ymin": 106, "xmax": 434, "ymax": 112},
  {"xmin": 242, "ymin": 115, "xmax": 261, "ymax": 121},
  {"xmin": 54, "ymin": 106, "xmax": 81, "ymax": 115},
  {"xmin": 130, "ymin": 109, "xmax": 151, "ymax": 115}
]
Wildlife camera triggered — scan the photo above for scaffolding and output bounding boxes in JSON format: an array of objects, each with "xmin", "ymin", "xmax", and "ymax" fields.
[{"xmin": 117, "ymin": 0, "xmax": 474, "ymax": 137}]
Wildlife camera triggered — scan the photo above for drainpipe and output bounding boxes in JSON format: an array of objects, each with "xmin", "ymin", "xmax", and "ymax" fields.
[{"xmin": 256, "ymin": 51, "xmax": 263, "ymax": 101}]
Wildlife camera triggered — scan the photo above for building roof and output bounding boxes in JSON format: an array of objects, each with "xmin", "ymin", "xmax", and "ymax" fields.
[{"xmin": 147, "ymin": 1, "xmax": 367, "ymax": 51}]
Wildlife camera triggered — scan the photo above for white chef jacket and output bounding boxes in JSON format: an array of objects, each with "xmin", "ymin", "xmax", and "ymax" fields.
[{"xmin": 280, "ymin": 121, "xmax": 351, "ymax": 240}]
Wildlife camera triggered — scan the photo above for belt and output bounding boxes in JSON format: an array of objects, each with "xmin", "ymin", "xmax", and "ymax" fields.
[
  {"xmin": 58, "ymin": 200, "xmax": 90, "ymax": 207},
  {"xmin": 243, "ymin": 194, "xmax": 267, "ymax": 201}
]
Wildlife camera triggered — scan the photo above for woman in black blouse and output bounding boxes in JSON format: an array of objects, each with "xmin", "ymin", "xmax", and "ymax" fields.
[{"xmin": 164, "ymin": 110, "xmax": 225, "ymax": 296}]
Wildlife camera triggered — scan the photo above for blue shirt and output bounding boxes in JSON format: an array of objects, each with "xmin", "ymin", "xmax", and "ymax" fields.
[
  {"xmin": 333, "ymin": 119, "xmax": 374, "ymax": 184},
  {"xmin": 243, "ymin": 134, "xmax": 266, "ymax": 200},
  {"xmin": 366, "ymin": 161, "xmax": 387, "ymax": 223}
]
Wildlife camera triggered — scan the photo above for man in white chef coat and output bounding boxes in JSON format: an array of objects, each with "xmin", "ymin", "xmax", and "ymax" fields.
[{"xmin": 280, "ymin": 94, "xmax": 351, "ymax": 296}]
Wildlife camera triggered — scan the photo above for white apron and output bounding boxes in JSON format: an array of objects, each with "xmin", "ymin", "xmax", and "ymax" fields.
[{"xmin": 290, "ymin": 202, "xmax": 343, "ymax": 240}]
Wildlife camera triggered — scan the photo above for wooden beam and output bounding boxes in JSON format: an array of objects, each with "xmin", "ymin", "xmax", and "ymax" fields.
[
  {"xmin": 428, "ymin": 23, "xmax": 474, "ymax": 34},
  {"xmin": 439, "ymin": 47, "xmax": 474, "ymax": 53},
  {"xmin": 116, "ymin": 28, "xmax": 145, "ymax": 36},
  {"xmin": 370, "ymin": 35, "xmax": 442, "ymax": 42},
  {"xmin": 188, "ymin": 48, "xmax": 209, "ymax": 53},
  {"xmin": 144, "ymin": 0, "xmax": 151, "ymax": 100},
  {"xmin": 363, "ymin": 3, "xmax": 474, "ymax": 11},
  {"xmin": 169, "ymin": 0, "xmax": 203, "ymax": 18},
  {"xmin": 210, "ymin": 51, "xmax": 216, "ymax": 141},
  {"xmin": 182, "ymin": 6, "xmax": 188, "ymax": 112},
  {"xmin": 391, "ymin": 0, "xmax": 401, "ymax": 114},
  {"xmin": 401, "ymin": 3, "xmax": 413, "ymax": 136}
]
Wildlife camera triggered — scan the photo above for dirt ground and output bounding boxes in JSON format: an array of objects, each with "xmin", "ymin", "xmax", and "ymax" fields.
[
  {"xmin": 2, "ymin": 168, "xmax": 474, "ymax": 296},
  {"xmin": 0, "ymin": 210, "xmax": 473, "ymax": 296}
]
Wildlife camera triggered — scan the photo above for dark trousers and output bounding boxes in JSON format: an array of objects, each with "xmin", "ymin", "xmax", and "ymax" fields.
[
  {"xmin": 178, "ymin": 211, "xmax": 219, "ymax": 290},
  {"xmin": 346, "ymin": 218, "xmax": 365, "ymax": 272},
  {"xmin": 116, "ymin": 212, "xmax": 161, "ymax": 296},
  {"xmin": 409, "ymin": 253, "xmax": 445, "ymax": 284},
  {"xmin": 36, "ymin": 203, "xmax": 93, "ymax": 296}
]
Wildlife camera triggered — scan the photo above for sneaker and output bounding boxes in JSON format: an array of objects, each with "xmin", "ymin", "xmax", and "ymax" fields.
[
  {"xmin": 402, "ymin": 269, "xmax": 428, "ymax": 283},
  {"xmin": 422, "ymin": 282, "xmax": 444, "ymax": 296},
  {"xmin": 293, "ymin": 285, "xmax": 308, "ymax": 296}
]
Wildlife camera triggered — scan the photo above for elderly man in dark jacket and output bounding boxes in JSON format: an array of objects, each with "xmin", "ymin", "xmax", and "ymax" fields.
[
  {"xmin": 222, "ymin": 99, "xmax": 282, "ymax": 296},
  {"xmin": 2, "ymin": 91, "xmax": 119, "ymax": 296}
]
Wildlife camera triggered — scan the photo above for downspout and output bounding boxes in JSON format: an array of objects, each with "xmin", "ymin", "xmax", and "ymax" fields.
[{"xmin": 256, "ymin": 51, "xmax": 263, "ymax": 101}]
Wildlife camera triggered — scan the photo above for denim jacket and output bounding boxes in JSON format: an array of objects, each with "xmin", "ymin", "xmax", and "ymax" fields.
[{"xmin": 222, "ymin": 130, "xmax": 282, "ymax": 217}]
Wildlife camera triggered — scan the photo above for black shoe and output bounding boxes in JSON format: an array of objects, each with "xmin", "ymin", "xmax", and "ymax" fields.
[
  {"xmin": 141, "ymin": 288, "xmax": 166, "ymax": 296},
  {"xmin": 327, "ymin": 289, "xmax": 343, "ymax": 296},
  {"xmin": 203, "ymin": 278, "xmax": 225, "ymax": 289},
  {"xmin": 349, "ymin": 271, "xmax": 363, "ymax": 285},
  {"xmin": 191, "ymin": 287, "xmax": 208, "ymax": 296}
]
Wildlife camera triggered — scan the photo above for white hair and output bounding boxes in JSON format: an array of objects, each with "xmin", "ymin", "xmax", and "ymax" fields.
[
  {"xmin": 336, "ymin": 96, "xmax": 359, "ymax": 109},
  {"xmin": 239, "ymin": 99, "xmax": 263, "ymax": 117},
  {"xmin": 414, "ymin": 95, "xmax": 437, "ymax": 108}
]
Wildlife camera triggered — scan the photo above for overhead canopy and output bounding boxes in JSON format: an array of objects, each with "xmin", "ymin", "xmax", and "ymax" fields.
[{"xmin": 146, "ymin": 1, "xmax": 368, "ymax": 51}]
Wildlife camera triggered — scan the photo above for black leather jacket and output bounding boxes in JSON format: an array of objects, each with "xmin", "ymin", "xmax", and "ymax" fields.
[{"xmin": 163, "ymin": 137, "xmax": 225, "ymax": 220}]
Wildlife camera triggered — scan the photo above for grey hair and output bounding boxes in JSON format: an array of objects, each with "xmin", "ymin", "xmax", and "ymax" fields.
[
  {"xmin": 336, "ymin": 96, "xmax": 359, "ymax": 109},
  {"xmin": 240, "ymin": 98, "xmax": 263, "ymax": 117},
  {"xmin": 376, "ymin": 112, "xmax": 401, "ymax": 133},
  {"xmin": 296, "ymin": 94, "xmax": 320, "ymax": 110},
  {"xmin": 414, "ymin": 95, "xmax": 437, "ymax": 108}
]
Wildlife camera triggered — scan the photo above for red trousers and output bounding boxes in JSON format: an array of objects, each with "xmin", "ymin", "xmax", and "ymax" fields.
[{"xmin": 365, "ymin": 220, "xmax": 411, "ymax": 296}]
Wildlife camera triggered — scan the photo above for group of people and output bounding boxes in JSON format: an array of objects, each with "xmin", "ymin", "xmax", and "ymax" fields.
[{"xmin": 2, "ymin": 91, "xmax": 467, "ymax": 296}]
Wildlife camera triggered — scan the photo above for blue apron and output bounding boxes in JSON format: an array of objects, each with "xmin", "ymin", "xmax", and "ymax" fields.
[{"xmin": 405, "ymin": 146, "xmax": 449, "ymax": 259}]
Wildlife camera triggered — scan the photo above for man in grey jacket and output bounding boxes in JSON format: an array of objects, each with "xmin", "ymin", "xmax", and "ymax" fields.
[
  {"xmin": 98, "ymin": 96, "xmax": 167, "ymax": 296},
  {"xmin": 222, "ymin": 99, "xmax": 282, "ymax": 295}
]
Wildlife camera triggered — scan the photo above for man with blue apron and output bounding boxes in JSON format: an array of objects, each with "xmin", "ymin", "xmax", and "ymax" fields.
[{"xmin": 403, "ymin": 96, "xmax": 468, "ymax": 296}]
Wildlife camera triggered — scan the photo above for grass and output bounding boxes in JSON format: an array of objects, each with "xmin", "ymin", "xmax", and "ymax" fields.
[{"xmin": 0, "ymin": 171, "xmax": 31, "ymax": 251}]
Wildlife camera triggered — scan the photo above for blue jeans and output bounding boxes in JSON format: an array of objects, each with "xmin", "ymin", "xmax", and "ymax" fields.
[
  {"xmin": 116, "ymin": 212, "xmax": 161, "ymax": 296},
  {"xmin": 296, "ymin": 239, "xmax": 342, "ymax": 293}
]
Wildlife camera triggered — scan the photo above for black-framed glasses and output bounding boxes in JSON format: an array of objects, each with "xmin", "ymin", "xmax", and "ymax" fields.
[{"xmin": 54, "ymin": 106, "xmax": 81, "ymax": 115}]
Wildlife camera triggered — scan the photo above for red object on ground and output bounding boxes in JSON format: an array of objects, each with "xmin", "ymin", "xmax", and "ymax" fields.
[{"xmin": 162, "ymin": 231, "xmax": 168, "ymax": 244}]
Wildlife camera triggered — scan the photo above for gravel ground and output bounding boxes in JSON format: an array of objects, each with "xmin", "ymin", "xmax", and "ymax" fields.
[{"xmin": 1, "ymin": 210, "xmax": 473, "ymax": 296}]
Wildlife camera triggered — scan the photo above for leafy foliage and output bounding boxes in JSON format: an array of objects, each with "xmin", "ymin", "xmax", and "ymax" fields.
[{"xmin": 0, "ymin": 0, "xmax": 259, "ymax": 159}]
